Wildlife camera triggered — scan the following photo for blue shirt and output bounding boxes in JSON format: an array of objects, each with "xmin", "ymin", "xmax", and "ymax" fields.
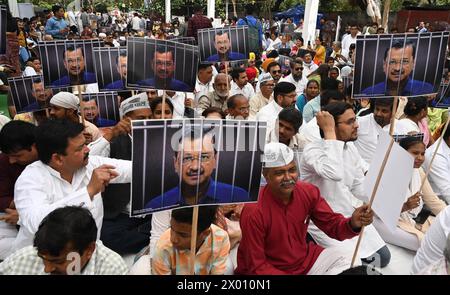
[
  {"xmin": 361, "ymin": 78, "xmax": 435, "ymax": 97},
  {"xmin": 144, "ymin": 180, "xmax": 250, "ymax": 211},
  {"xmin": 51, "ymin": 71, "xmax": 97, "ymax": 87},
  {"xmin": 237, "ymin": 15, "xmax": 263, "ymax": 46},
  {"xmin": 206, "ymin": 51, "xmax": 246, "ymax": 62},
  {"xmin": 45, "ymin": 16, "xmax": 68, "ymax": 39},
  {"xmin": 302, "ymin": 96, "xmax": 320, "ymax": 123},
  {"xmin": 94, "ymin": 117, "xmax": 117, "ymax": 128},
  {"xmin": 104, "ymin": 80, "xmax": 125, "ymax": 90},
  {"xmin": 296, "ymin": 94, "xmax": 308, "ymax": 114},
  {"xmin": 136, "ymin": 78, "xmax": 192, "ymax": 92}
]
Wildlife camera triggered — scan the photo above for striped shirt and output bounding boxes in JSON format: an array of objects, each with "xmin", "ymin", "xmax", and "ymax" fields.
[
  {"xmin": 0, "ymin": 241, "xmax": 128, "ymax": 275},
  {"xmin": 152, "ymin": 224, "xmax": 230, "ymax": 275}
]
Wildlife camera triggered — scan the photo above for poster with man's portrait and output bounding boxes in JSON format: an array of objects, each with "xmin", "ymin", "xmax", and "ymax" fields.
[
  {"xmin": 81, "ymin": 92, "xmax": 120, "ymax": 128},
  {"xmin": 353, "ymin": 32, "xmax": 449, "ymax": 99},
  {"xmin": 38, "ymin": 39, "xmax": 102, "ymax": 88},
  {"xmin": 198, "ymin": 26, "xmax": 249, "ymax": 63},
  {"xmin": 131, "ymin": 119, "xmax": 267, "ymax": 216},
  {"xmin": 8, "ymin": 75, "xmax": 53, "ymax": 114},
  {"xmin": 0, "ymin": 6, "xmax": 6, "ymax": 55},
  {"xmin": 278, "ymin": 55, "xmax": 293, "ymax": 77},
  {"xmin": 126, "ymin": 38, "xmax": 199, "ymax": 92},
  {"xmin": 93, "ymin": 47, "xmax": 127, "ymax": 91}
]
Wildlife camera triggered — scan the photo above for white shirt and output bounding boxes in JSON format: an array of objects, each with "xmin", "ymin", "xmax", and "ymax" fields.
[
  {"xmin": 13, "ymin": 156, "xmax": 132, "ymax": 252},
  {"xmin": 150, "ymin": 210, "xmax": 171, "ymax": 258},
  {"xmin": 394, "ymin": 118, "xmax": 420, "ymax": 135},
  {"xmin": 0, "ymin": 114, "xmax": 11, "ymax": 130},
  {"xmin": 23, "ymin": 66, "xmax": 38, "ymax": 77},
  {"xmin": 299, "ymin": 139, "xmax": 386, "ymax": 258},
  {"xmin": 354, "ymin": 114, "xmax": 390, "ymax": 165},
  {"xmin": 279, "ymin": 74, "xmax": 308, "ymax": 96},
  {"xmin": 302, "ymin": 62, "xmax": 318, "ymax": 78},
  {"xmin": 256, "ymin": 100, "xmax": 283, "ymax": 128},
  {"xmin": 266, "ymin": 121, "xmax": 302, "ymax": 149},
  {"xmin": 230, "ymin": 81, "xmax": 255, "ymax": 100},
  {"xmin": 423, "ymin": 140, "xmax": 450, "ymax": 203},
  {"xmin": 298, "ymin": 117, "xmax": 321, "ymax": 148},
  {"xmin": 132, "ymin": 16, "xmax": 141, "ymax": 31},
  {"xmin": 194, "ymin": 77, "xmax": 214, "ymax": 102},
  {"xmin": 412, "ymin": 205, "xmax": 450, "ymax": 274},
  {"xmin": 341, "ymin": 33, "xmax": 361, "ymax": 58}
]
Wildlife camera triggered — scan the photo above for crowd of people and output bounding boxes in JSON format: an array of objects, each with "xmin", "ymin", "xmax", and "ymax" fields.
[{"xmin": 0, "ymin": 3, "xmax": 450, "ymax": 276}]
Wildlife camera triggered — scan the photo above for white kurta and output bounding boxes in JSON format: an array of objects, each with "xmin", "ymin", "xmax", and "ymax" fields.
[
  {"xmin": 230, "ymin": 81, "xmax": 255, "ymax": 100},
  {"xmin": 423, "ymin": 140, "xmax": 450, "ymax": 203},
  {"xmin": 354, "ymin": 114, "xmax": 390, "ymax": 165},
  {"xmin": 255, "ymin": 100, "xmax": 283, "ymax": 129},
  {"xmin": 13, "ymin": 156, "xmax": 132, "ymax": 252},
  {"xmin": 279, "ymin": 74, "xmax": 308, "ymax": 96},
  {"xmin": 393, "ymin": 118, "xmax": 420, "ymax": 135},
  {"xmin": 412, "ymin": 205, "xmax": 450, "ymax": 274},
  {"xmin": 299, "ymin": 139, "xmax": 386, "ymax": 258}
]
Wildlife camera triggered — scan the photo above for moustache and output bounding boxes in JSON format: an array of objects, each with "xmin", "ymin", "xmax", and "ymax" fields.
[
  {"xmin": 280, "ymin": 179, "xmax": 296, "ymax": 187},
  {"xmin": 187, "ymin": 169, "xmax": 204, "ymax": 177}
]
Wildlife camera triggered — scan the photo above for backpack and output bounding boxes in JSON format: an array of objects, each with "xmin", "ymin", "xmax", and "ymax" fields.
[{"xmin": 243, "ymin": 17, "xmax": 261, "ymax": 54}]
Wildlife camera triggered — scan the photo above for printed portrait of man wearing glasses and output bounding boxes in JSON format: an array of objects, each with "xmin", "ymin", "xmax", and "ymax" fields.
[
  {"xmin": 145, "ymin": 127, "xmax": 249, "ymax": 211},
  {"xmin": 137, "ymin": 46, "xmax": 191, "ymax": 92},
  {"xmin": 362, "ymin": 39, "xmax": 434, "ymax": 97}
]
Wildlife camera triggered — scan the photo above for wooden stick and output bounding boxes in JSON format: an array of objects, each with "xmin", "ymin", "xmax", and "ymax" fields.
[
  {"xmin": 350, "ymin": 96, "xmax": 398, "ymax": 267},
  {"xmin": 189, "ymin": 206, "xmax": 199, "ymax": 275},
  {"xmin": 225, "ymin": 63, "xmax": 230, "ymax": 98},
  {"xmin": 419, "ymin": 115, "xmax": 450, "ymax": 191},
  {"xmin": 162, "ymin": 90, "xmax": 166, "ymax": 119},
  {"xmin": 77, "ymin": 85, "xmax": 85, "ymax": 126}
]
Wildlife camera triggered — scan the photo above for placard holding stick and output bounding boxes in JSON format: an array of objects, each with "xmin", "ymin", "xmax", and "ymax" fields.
[
  {"xmin": 0, "ymin": 6, "xmax": 6, "ymax": 55},
  {"xmin": 189, "ymin": 206, "xmax": 199, "ymax": 275},
  {"xmin": 77, "ymin": 85, "xmax": 86, "ymax": 126}
]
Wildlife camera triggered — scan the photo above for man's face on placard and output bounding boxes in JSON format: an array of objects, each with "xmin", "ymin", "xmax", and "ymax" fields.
[
  {"xmin": 82, "ymin": 100, "xmax": 99, "ymax": 122},
  {"xmin": 383, "ymin": 46, "xmax": 414, "ymax": 84},
  {"xmin": 31, "ymin": 81, "xmax": 50, "ymax": 103},
  {"xmin": 214, "ymin": 33, "xmax": 231, "ymax": 55},
  {"xmin": 117, "ymin": 55, "xmax": 127, "ymax": 79},
  {"xmin": 174, "ymin": 135, "xmax": 216, "ymax": 188},
  {"xmin": 152, "ymin": 51, "xmax": 175, "ymax": 80},
  {"xmin": 64, "ymin": 48, "xmax": 86, "ymax": 76}
]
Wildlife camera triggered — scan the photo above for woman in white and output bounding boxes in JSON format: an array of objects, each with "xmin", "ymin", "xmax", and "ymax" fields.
[
  {"xmin": 395, "ymin": 96, "xmax": 432, "ymax": 146},
  {"xmin": 373, "ymin": 136, "xmax": 447, "ymax": 251}
]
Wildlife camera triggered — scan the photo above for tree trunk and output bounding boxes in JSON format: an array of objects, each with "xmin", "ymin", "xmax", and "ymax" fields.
[
  {"xmin": 232, "ymin": 0, "xmax": 237, "ymax": 17},
  {"xmin": 382, "ymin": 0, "xmax": 392, "ymax": 31}
]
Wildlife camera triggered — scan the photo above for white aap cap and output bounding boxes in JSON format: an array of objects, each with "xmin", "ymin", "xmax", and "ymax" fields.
[{"xmin": 263, "ymin": 142, "xmax": 294, "ymax": 168}]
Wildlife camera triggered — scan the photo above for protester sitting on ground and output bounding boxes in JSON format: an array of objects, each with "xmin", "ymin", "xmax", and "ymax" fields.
[
  {"xmin": 226, "ymin": 94, "xmax": 251, "ymax": 120},
  {"xmin": 12, "ymin": 119, "xmax": 132, "ymax": 253},
  {"xmin": 296, "ymin": 80, "xmax": 320, "ymax": 115},
  {"xmin": 235, "ymin": 142, "xmax": 374, "ymax": 274},
  {"xmin": 266, "ymin": 107, "xmax": 303, "ymax": 149},
  {"xmin": 0, "ymin": 121, "xmax": 39, "ymax": 260},
  {"xmin": 0, "ymin": 206, "xmax": 128, "ymax": 275},
  {"xmin": 302, "ymin": 77, "xmax": 339, "ymax": 123},
  {"xmin": 300, "ymin": 102, "xmax": 390, "ymax": 268},
  {"xmin": 49, "ymin": 92, "xmax": 101, "ymax": 144},
  {"xmin": 249, "ymin": 73, "xmax": 274, "ymax": 117},
  {"xmin": 199, "ymin": 107, "xmax": 224, "ymax": 119},
  {"xmin": 150, "ymin": 97, "xmax": 174, "ymax": 120},
  {"xmin": 373, "ymin": 136, "xmax": 446, "ymax": 251},
  {"xmin": 197, "ymin": 74, "xmax": 230, "ymax": 114},
  {"xmin": 152, "ymin": 206, "xmax": 230, "ymax": 275}
]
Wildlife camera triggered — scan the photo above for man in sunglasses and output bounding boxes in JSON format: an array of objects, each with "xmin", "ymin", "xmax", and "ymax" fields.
[
  {"xmin": 145, "ymin": 127, "xmax": 249, "ymax": 211},
  {"xmin": 280, "ymin": 58, "xmax": 307, "ymax": 96}
]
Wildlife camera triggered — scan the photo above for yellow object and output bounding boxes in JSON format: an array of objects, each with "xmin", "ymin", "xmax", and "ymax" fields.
[{"xmin": 249, "ymin": 52, "xmax": 255, "ymax": 60}]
